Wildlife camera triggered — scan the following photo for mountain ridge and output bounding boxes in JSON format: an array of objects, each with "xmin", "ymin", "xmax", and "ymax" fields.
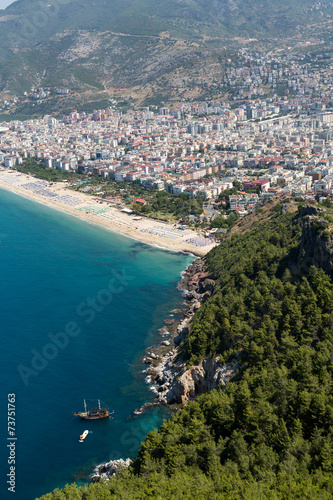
[{"xmin": 0, "ymin": 0, "xmax": 333, "ymax": 113}]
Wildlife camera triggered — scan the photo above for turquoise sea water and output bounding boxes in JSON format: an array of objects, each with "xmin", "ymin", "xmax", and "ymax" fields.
[{"xmin": 0, "ymin": 189, "xmax": 194, "ymax": 500}]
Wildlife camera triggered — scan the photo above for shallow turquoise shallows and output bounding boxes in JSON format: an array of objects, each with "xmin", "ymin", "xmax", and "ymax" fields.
[{"xmin": 0, "ymin": 189, "xmax": 194, "ymax": 500}]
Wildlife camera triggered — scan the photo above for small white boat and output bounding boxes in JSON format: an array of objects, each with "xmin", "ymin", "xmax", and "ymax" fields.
[{"xmin": 79, "ymin": 430, "xmax": 89, "ymax": 442}]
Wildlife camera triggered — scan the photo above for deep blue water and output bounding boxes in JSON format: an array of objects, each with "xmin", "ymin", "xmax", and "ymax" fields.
[{"xmin": 0, "ymin": 189, "xmax": 194, "ymax": 500}]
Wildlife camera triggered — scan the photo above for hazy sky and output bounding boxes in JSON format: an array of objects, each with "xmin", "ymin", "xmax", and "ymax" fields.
[{"xmin": 0, "ymin": 0, "xmax": 13, "ymax": 9}]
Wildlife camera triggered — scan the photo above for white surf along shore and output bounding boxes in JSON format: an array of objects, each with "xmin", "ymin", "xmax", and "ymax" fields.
[{"xmin": 0, "ymin": 169, "xmax": 217, "ymax": 257}]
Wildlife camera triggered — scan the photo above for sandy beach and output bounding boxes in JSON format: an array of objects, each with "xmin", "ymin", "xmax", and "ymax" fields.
[{"xmin": 0, "ymin": 169, "xmax": 217, "ymax": 257}]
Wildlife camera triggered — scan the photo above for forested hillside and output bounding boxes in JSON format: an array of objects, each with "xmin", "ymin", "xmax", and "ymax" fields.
[{"xmin": 38, "ymin": 205, "xmax": 333, "ymax": 499}]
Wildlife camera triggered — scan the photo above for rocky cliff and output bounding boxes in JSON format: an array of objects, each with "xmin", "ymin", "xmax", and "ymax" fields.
[
  {"xmin": 296, "ymin": 206, "xmax": 333, "ymax": 277},
  {"xmin": 153, "ymin": 351, "xmax": 238, "ymax": 405},
  {"xmin": 142, "ymin": 258, "xmax": 239, "ymax": 406}
]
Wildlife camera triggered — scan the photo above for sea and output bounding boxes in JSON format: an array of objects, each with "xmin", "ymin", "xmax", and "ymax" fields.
[{"xmin": 0, "ymin": 188, "xmax": 194, "ymax": 500}]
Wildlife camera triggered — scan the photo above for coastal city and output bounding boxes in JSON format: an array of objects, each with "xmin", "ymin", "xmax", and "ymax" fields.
[
  {"xmin": 3, "ymin": 1, "xmax": 333, "ymax": 498},
  {"xmin": 2, "ymin": 48, "xmax": 333, "ymax": 224}
]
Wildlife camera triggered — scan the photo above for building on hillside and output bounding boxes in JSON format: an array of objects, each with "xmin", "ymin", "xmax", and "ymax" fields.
[
  {"xmin": 134, "ymin": 198, "xmax": 147, "ymax": 205},
  {"xmin": 243, "ymin": 179, "xmax": 270, "ymax": 192}
]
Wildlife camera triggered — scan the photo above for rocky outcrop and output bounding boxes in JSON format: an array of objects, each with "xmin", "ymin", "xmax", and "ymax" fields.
[
  {"xmin": 180, "ymin": 258, "xmax": 216, "ymax": 295},
  {"xmin": 152, "ymin": 351, "xmax": 239, "ymax": 405},
  {"xmin": 91, "ymin": 458, "xmax": 132, "ymax": 482}
]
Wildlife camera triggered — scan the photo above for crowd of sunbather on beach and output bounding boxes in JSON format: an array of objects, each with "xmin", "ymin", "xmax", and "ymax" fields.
[{"xmin": 0, "ymin": 171, "xmax": 214, "ymax": 249}]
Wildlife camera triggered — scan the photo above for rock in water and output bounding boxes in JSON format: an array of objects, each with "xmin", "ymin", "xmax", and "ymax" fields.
[{"xmin": 93, "ymin": 458, "xmax": 132, "ymax": 482}]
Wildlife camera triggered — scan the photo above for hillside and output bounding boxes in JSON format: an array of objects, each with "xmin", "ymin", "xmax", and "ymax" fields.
[
  {"xmin": 37, "ymin": 204, "xmax": 333, "ymax": 499},
  {"xmin": 0, "ymin": 0, "xmax": 333, "ymax": 103},
  {"xmin": 3, "ymin": 0, "xmax": 327, "ymax": 39}
]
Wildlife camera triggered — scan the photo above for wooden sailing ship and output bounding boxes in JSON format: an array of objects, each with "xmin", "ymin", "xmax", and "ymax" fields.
[{"xmin": 74, "ymin": 399, "xmax": 114, "ymax": 420}]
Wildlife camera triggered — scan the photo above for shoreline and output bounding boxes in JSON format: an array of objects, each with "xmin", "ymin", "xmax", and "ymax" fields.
[
  {"xmin": 92, "ymin": 258, "xmax": 226, "ymax": 483},
  {"xmin": 0, "ymin": 170, "xmax": 216, "ymax": 257},
  {"xmin": 132, "ymin": 259, "xmax": 209, "ymax": 414},
  {"xmin": 140, "ymin": 258, "xmax": 237, "ymax": 407},
  {"xmin": 92, "ymin": 260, "xmax": 204, "ymax": 483}
]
